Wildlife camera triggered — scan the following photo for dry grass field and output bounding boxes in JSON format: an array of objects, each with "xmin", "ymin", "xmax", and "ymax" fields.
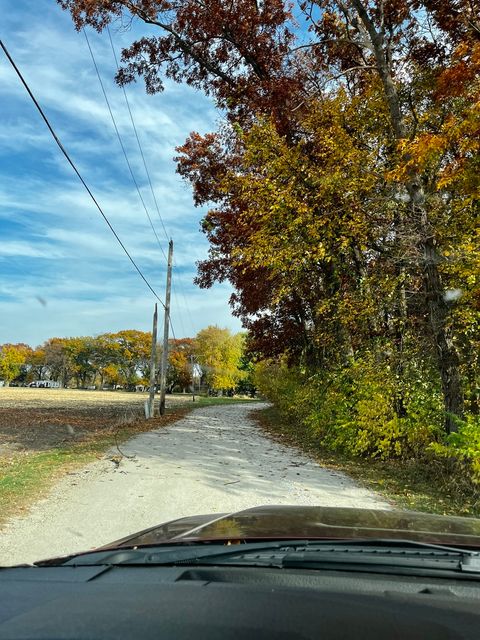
[{"xmin": 0, "ymin": 388, "xmax": 192, "ymax": 455}]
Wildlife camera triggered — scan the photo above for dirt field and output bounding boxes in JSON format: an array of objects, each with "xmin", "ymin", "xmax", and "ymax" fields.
[{"xmin": 0, "ymin": 388, "xmax": 193, "ymax": 455}]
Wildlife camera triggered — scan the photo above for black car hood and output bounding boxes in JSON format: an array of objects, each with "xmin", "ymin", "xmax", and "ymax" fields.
[{"xmin": 102, "ymin": 505, "xmax": 480, "ymax": 550}]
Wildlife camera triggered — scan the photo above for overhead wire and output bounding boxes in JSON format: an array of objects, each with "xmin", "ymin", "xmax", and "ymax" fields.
[
  {"xmin": 82, "ymin": 28, "xmax": 168, "ymax": 264},
  {"xmin": 86, "ymin": 29, "xmax": 182, "ymax": 343},
  {"xmin": 107, "ymin": 27, "xmax": 198, "ymax": 338},
  {"xmin": 107, "ymin": 26, "xmax": 170, "ymax": 244},
  {"xmin": 173, "ymin": 271, "xmax": 197, "ymax": 335},
  {"xmin": 169, "ymin": 316, "xmax": 178, "ymax": 342},
  {"xmin": 84, "ymin": 29, "xmax": 183, "ymax": 342},
  {"xmin": 172, "ymin": 279, "xmax": 187, "ymax": 338},
  {"xmin": 0, "ymin": 38, "xmax": 166, "ymax": 309}
]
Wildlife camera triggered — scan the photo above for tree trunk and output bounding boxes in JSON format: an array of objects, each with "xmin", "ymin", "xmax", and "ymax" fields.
[{"xmin": 422, "ymin": 235, "xmax": 463, "ymax": 433}]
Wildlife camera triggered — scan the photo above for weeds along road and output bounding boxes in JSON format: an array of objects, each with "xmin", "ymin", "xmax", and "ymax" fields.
[{"xmin": 0, "ymin": 403, "xmax": 389, "ymax": 565}]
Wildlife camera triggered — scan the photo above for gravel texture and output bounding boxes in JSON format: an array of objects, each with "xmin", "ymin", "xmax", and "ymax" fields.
[{"xmin": 0, "ymin": 403, "xmax": 389, "ymax": 565}]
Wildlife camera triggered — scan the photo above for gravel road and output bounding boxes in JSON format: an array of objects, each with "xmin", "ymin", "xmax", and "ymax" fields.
[{"xmin": 0, "ymin": 403, "xmax": 389, "ymax": 565}]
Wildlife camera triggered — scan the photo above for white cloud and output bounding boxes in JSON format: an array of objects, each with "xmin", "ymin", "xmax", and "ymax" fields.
[
  {"xmin": 0, "ymin": 0, "xmax": 239, "ymax": 344},
  {"xmin": 0, "ymin": 283, "xmax": 242, "ymax": 347},
  {"xmin": 0, "ymin": 241, "xmax": 64, "ymax": 259}
]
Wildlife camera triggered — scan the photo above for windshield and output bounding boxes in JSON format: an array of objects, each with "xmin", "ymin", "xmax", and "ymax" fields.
[{"xmin": 1, "ymin": 0, "xmax": 479, "ymax": 568}]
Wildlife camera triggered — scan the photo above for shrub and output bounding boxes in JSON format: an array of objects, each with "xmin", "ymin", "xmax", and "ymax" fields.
[
  {"xmin": 429, "ymin": 415, "xmax": 480, "ymax": 483},
  {"xmin": 254, "ymin": 354, "xmax": 443, "ymax": 461}
]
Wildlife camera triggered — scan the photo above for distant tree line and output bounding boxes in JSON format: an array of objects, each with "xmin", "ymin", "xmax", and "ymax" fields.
[{"xmin": 0, "ymin": 326, "xmax": 253, "ymax": 395}]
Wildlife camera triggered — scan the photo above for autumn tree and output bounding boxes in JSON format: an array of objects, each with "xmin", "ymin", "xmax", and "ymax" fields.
[
  {"xmin": 0, "ymin": 343, "xmax": 31, "ymax": 385},
  {"xmin": 61, "ymin": 337, "xmax": 97, "ymax": 387},
  {"xmin": 194, "ymin": 326, "xmax": 245, "ymax": 391},
  {"xmin": 43, "ymin": 337, "xmax": 73, "ymax": 387},
  {"xmin": 178, "ymin": 1, "xmax": 480, "ymax": 430},
  {"xmin": 26, "ymin": 347, "xmax": 47, "ymax": 381},
  {"xmin": 167, "ymin": 338, "xmax": 195, "ymax": 391},
  {"xmin": 59, "ymin": 0, "xmax": 480, "ymax": 430},
  {"xmin": 41, "ymin": 331, "xmax": 151, "ymax": 388},
  {"xmin": 89, "ymin": 333, "xmax": 123, "ymax": 387}
]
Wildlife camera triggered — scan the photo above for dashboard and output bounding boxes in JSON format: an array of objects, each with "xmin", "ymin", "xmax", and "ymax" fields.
[{"xmin": 1, "ymin": 563, "xmax": 480, "ymax": 638}]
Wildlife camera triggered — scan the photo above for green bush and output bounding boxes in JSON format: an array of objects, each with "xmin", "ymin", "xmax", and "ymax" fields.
[
  {"xmin": 429, "ymin": 415, "xmax": 480, "ymax": 483},
  {"xmin": 254, "ymin": 354, "xmax": 443, "ymax": 461},
  {"xmin": 254, "ymin": 355, "xmax": 480, "ymax": 501}
]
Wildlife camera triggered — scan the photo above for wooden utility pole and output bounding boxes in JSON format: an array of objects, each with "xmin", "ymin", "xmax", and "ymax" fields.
[
  {"xmin": 190, "ymin": 355, "xmax": 196, "ymax": 402},
  {"xmin": 159, "ymin": 240, "xmax": 173, "ymax": 415},
  {"xmin": 146, "ymin": 303, "xmax": 158, "ymax": 419}
]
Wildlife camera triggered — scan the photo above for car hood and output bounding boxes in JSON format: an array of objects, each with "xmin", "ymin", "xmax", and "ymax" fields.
[{"xmin": 101, "ymin": 505, "xmax": 480, "ymax": 550}]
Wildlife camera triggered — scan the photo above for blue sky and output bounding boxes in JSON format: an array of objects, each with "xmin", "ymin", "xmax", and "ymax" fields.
[{"xmin": 0, "ymin": 0, "xmax": 241, "ymax": 347}]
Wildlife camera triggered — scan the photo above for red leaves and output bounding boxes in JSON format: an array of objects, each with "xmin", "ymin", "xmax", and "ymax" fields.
[
  {"xmin": 175, "ymin": 132, "xmax": 227, "ymax": 206},
  {"xmin": 59, "ymin": 1, "xmax": 480, "ymax": 374},
  {"xmin": 59, "ymin": 0, "xmax": 300, "ymax": 119}
]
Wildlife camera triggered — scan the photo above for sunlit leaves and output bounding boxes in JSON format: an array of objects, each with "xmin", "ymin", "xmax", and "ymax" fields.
[{"xmin": 194, "ymin": 326, "xmax": 245, "ymax": 390}]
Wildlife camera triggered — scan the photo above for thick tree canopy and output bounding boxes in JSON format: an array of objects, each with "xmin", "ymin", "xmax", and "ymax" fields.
[{"xmin": 59, "ymin": 1, "xmax": 480, "ymax": 432}]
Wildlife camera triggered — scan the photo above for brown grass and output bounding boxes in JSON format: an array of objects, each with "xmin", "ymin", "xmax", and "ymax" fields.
[{"xmin": 0, "ymin": 388, "xmax": 194, "ymax": 453}]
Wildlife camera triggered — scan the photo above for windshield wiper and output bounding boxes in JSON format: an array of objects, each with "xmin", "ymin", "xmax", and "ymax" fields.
[
  {"xmin": 281, "ymin": 547, "xmax": 480, "ymax": 575},
  {"xmin": 56, "ymin": 538, "xmax": 480, "ymax": 577}
]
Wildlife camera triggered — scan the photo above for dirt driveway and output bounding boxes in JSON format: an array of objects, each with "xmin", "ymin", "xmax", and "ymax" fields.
[{"xmin": 0, "ymin": 403, "xmax": 389, "ymax": 565}]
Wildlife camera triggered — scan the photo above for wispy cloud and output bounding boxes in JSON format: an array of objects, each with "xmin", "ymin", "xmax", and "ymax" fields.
[
  {"xmin": 0, "ymin": 0, "xmax": 240, "ymax": 346},
  {"xmin": 0, "ymin": 241, "xmax": 64, "ymax": 259}
]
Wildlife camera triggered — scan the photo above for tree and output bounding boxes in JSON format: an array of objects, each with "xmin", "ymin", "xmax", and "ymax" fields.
[
  {"xmin": 176, "ymin": 1, "xmax": 480, "ymax": 431},
  {"xmin": 0, "ymin": 343, "xmax": 31, "ymax": 385},
  {"xmin": 43, "ymin": 338, "xmax": 73, "ymax": 387},
  {"xmin": 102, "ymin": 363, "xmax": 124, "ymax": 388},
  {"xmin": 57, "ymin": 0, "xmax": 301, "ymax": 123},
  {"xmin": 89, "ymin": 334, "xmax": 123, "ymax": 387},
  {"xmin": 109, "ymin": 330, "xmax": 151, "ymax": 386},
  {"xmin": 26, "ymin": 347, "xmax": 47, "ymax": 381},
  {"xmin": 194, "ymin": 326, "xmax": 245, "ymax": 391},
  {"xmin": 167, "ymin": 338, "xmax": 195, "ymax": 391},
  {"xmin": 59, "ymin": 0, "xmax": 480, "ymax": 431},
  {"xmin": 62, "ymin": 337, "xmax": 97, "ymax": 387}
]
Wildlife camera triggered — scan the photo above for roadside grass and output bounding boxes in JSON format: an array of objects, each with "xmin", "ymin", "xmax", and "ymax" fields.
[
  {"xmin": 1, "ymin": 444, "xmax": 107, "ymax": 526},
  {"xmin": 0, "ymin": 394, "xmax": 255, "ymax": 528},
  {"xmin": 254, "ymin": 406, "xmax": 480, "ymax": 518}
]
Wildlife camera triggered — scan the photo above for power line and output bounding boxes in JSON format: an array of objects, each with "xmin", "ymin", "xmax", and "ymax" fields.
[
  {"xmin": 0, "ymin": 38, "xmax": 165, "ymax": 309},
  {"xmin": 83, "ymin": 30, "xmax": 181, "ymax": 339},
  {"xmin": 108, "ymin": 28, "xmax": 197, "ymax": 338},
  {"xmin": 169, "ymin": 316, "xmax": 177, "ymax": 342},
  {"xmin": 171, "ymin": 278, "xmax": 187, "ymax": 338},
  {"xmin": 107, "ymin": 26, "xmax": 170, "ymax": 244},
  {"xmin": 82, "ymin": 28, "xmax": 168, "ymax": 264},
  {"xmin": 84, "ymin": 28, "xmax": 184, "ymax": 345},
  {"xmin": 173, "ymin": 269, "xmax": 197, "ymax": 336}
]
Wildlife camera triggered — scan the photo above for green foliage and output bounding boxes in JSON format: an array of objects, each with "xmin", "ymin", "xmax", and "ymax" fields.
[
  {"xmin": 429, "ymin": 415, "xmax": 480, "ymax": 483},
  {"xmin": 195, "ymin": 326, "xmax": 245, "ymax": 391},
  {"xmin": 255, "ymin": 355, "xmax": 444, "ymax": 462},
  {"xmin": 256, "ymin": 355, "xmax": 480, "ymax": 486}
]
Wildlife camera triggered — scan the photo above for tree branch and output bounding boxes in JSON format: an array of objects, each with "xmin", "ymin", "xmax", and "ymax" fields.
[{"xmin": 123, "ymin": 0, "xmax": 236, "ymax": 85}]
